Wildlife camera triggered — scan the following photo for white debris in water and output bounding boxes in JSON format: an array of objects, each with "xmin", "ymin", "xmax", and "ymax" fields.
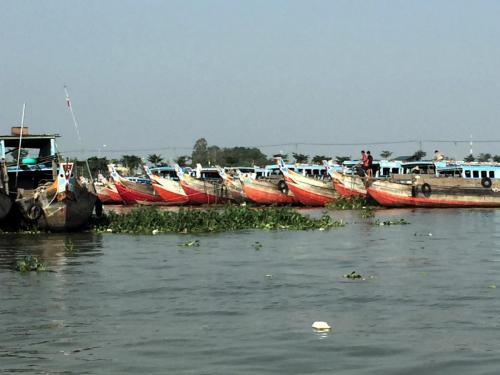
[
  {"xmin": 152, "ymin": 229, "xmax": 159, "ymax": 235},
  {"xmin": 265, "ymin": 274, "xmax": 272, "ymax": 278},
  {"xmin": 428, "ymin": 233, "xmax": 433, "ymax": 236},
  {"xmin": 312, "ymin": 321, "xmax": 331, "ymax": 332},
  {"xmin": 106, "ymin": 228, "xmax": 113, "ymax": 233}
]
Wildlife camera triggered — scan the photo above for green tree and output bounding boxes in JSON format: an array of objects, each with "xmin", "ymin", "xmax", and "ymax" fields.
[
  {"xmin": 464, "ymin": 153, "xmax": 475, "ymax": 162},
  {"xmin": 175, "ymin": 155, "xmax": 191, "ymax": 166},
  {"xmin": 207, "ymin": 145, "xmax": 221, "ymax": 166},
  {"xmin": 121, "ymin": 155, "xmax": 143, "ymax": 174},
  {"xmin": 86, "ymin": 156, "xmax": 109, "ymax": 176},
  {"xmin": 219, "ymin": 147, "xmax": 270, "ymax": 166},
  {"xmin": 191, "ymin": 138, "xmax": 209, "ymax": 165},
  {"xmin": 477, "ymin": 153, "xmax": 491, "ymax": 162},
  {"xmin": 312, "ymin": 155, "xmax": 330, "ymax": 164},
  {"xmin": 292, "ymin": 153, "xmax": 309, "ymax": 164},
  {"xmin": 410, "ymin": 150, "xmax": 426, "ymax": 161},
  {"xmin": 380, "ymin": 150, "xmax": 393, "ymax": 159},
  {"xmin": 147, "ymin": 153, "xmax": 164, "ymax": 167},
  {"xmin": 335, "ymin": 156, "xmax": 351, "ymax": 165},
  {"xmin": 493, "ymin": 155, "xmax": 500, "ymax": 163}
]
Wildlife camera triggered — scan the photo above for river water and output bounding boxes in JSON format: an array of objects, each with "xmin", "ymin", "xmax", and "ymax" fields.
[{"xmin": 1, "ymin": 208, "xmax": 500, "ymax": 374}]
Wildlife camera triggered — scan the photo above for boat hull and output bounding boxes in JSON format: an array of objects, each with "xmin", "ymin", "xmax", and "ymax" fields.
[
  {"xmin": 16, "ymin": 183, "xmax": 97, "ymax": 231},
  {"xmin": 95, "ymin": 183, "xmax": 123, "ymax": 204},
  {"xmin": 114, "ymin": 179, "xmax": 163, "ymax": 204},
  {"xmin": 368, "ymin": 177, "xmax": 500, "ymax": 208},
  {"xmin": 282, "ymin": 170, "xmax": 337, "ymax": 206},
  {"xmin": 286, "ymin": 180, "xmax": 337, "ymax": 206},
  {"xmin": 240, "ymin": 178, "xmax": 295, "ymax": 205},
  {"xmin": 332, "ymin": 171, "xmax": 367, "ymax": 197},
  {"xmin": 180, "ymin": 177, "xmax": 224, "ymax": 204},
  {"xmin": 149, "ymin": 175, "xmax": 189, "ymax": 205}
]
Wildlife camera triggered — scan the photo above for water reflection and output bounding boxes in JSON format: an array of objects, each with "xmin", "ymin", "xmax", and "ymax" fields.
[{"xmin": 0, "ymin": 232, "xmax": 103, "ymax": 270}]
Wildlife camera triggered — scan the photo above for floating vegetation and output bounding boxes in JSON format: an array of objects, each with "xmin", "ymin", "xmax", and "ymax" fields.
[
  {"xmin": 326, "ymin": 196, "xmax": 375, "ymax": 210},
  {"xmin": 64, "ymin": 239, "xmax": 77, "ymax": 254},
  {"xmin": 252, "ymin": 241, "xmax": 263, "ymax": 250},
  {"xmin": 179, "ymin": 240, "xmax": 200, "ymax": 247},
  {"xmin": 15, "ymin": 255, "xmax": 47, "ymax": 272},
  {"xmin": 343, "ymin": 271, "xmax": 362, "ymax": 279},
  {"xmin": 360, "ymin": 207, "xmax": 375, "ymax": 219},
  {"xmin": 92, "ymin": 205, "xmax": 343, "ymax": 234},
  {"xmin": 374, "ymin": 219, "xmax": 410, "ymax": 226}
]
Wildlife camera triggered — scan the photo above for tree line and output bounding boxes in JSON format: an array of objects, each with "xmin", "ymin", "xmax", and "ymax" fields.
[{"xmin": 10, "ymin": 138, "xmax": 499, "ymax": 177}]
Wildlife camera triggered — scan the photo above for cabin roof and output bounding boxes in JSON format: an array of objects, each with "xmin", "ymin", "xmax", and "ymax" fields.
[{"xmin": 0, "ymin": 134, "xmax": 59, "ymax": 148}]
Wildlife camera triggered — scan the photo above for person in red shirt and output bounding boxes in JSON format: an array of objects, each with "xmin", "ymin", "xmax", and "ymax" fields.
[{"xmin": 360, "ymin": 150, "xmax": 368, "ymax": 174}]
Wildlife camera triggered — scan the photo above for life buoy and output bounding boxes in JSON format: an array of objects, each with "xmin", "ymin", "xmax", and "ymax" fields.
[
  {"xmin": 481, "ymin": 177, "xmax": 492, "ymax": 188},
  {"xmin": 95, "ymin": 198, "xmax": 103, "ymax": 217},
  {"xmin": 26, "ymin": 203, "xmax": 43, "ymax": 221},
  {"xmin": 278, "ymin": 180, "xmax": 288, "ymax": 194},
  {"xmin": 421, "ymin": 183, "xmax": 432, "ymax": 198}
]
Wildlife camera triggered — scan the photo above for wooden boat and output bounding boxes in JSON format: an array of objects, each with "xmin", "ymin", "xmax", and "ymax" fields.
[
  {"xmin": 331, "ymin": 170, "xmax": 368, "ymax": 197},
  {"xmin": 143, "ymin": 166, "xmax": 189, "ymax": 205},
  {"xmin": 94, "ymin": 174, "xmax": 123, "ymax": 204},
  {"xmin": 216, "ymin": 166, "xmax": 246, "ymax": 203},
  {"xmin": 108, "ymin": 164, "xmax": 163, "ymax": 204},
  {"xmin": 368, "ymin": 164, "xmax": 500, "ymax": 207},
  {"xmin": 15, "ymin": 162, "xmax": 97, "ymax": 230},
  {"xmin": 176, "ymin": 164, "xmax": 225, "ymax": 204},
  {"xmin": 239, "ymin": 174, "xmax": 295, "ymax": 205},
  {"xmin": 278, "ymin": 160, "xmax": 337, "ymax": 206}
]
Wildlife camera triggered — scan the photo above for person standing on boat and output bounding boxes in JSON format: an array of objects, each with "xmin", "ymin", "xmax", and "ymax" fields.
[
  {"xmin": 360, "ymin": 150, "xmax": 368, "ymax": 169},
  {"xmin": 366, "ymin": 151, "xmax": 374, "ymax": 177},
  {"xmin": 433, "ymin": 150, "xmax": 444, "ymax": 161}
]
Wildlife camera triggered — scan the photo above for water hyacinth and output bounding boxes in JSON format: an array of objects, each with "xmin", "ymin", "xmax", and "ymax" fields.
[
  {"xmin": 326, "ymin": 196, "xmax": 376, "ymax": 210},
  {"xmin": 15, "ymin": 255, "xmax": 47, "ymax": 272},
  {"xmin": 93, "ymin": 205, "xmax": 343, "ymax": 234}
]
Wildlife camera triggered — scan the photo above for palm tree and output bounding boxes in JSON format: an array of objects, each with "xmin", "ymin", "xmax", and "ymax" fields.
[
  {"xmin": 121, "ymin": 155, "xmax": 142, "ymax": 175},
  {"xmin": 147, "ymin": 153, "xmax": 164, "ymax": 167}
]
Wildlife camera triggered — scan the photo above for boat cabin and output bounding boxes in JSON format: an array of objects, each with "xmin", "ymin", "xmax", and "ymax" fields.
[
  {"xmin": 0, "ymin": 131, "xmax": 59, "ymax": 194},
  {"xmin": 438, "ymin": 163, "xmax": 500, "ymax": 179}
]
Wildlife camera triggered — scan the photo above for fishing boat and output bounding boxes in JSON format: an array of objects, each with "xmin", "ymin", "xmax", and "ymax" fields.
[
  {"xmin": 144, "ymin": 165, "xmax": 189, "ymax": 205},
  {"xmin": 216, "ymin": 166, "xmax": 247, "ymax": 203},
  {"xmin": 278, "ymin": 160, "xmax": 337, "ymax": 206},
  {"xmin": 1, "ymin": 130, "xmax": 98, "ymax": 230},
  {"xmin": 176, "ymin": 164, "xmax": 225, "ymax": 204},
  {"xmin": 368, "ymin": 163, "xmax": 500, "ymax": 207},
  {"xmin": 94, "ymin": 174, "xmax": 123, "ymax": 204},
  {"xmin": 108, "ymin": 164, "xmax": 163, "ymax": 204},
  {"xmin": 15, "ymin": 162, "xmax": 97, "ymax": 230},
  {"xmin": 239, "ymin": 164, "xmax": 296, "ymax": 205}
]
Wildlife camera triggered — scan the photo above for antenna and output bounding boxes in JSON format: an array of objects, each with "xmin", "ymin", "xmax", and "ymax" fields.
[
  {"xmin": 64, "ymin": 86, "xmax": 93, "ymax": 184},
  {"xmin": 14, "ymin": 102, "xmax": 26, "ymax": 187},
  {"xmin": 64, "ymin": 85, "xmax": 82, "ymax": 142}
]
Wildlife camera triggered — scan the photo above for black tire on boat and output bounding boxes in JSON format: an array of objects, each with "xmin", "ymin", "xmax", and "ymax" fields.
[
  {"xmin": 481, "ymin": 177, "xmax": 492, "ymax": 188},
  {"xmin": 278, "ymin": 180, "xmax": 288, "ymax": 195},
  {"xmin": 26, "ymin": 203, "xmax": 43, "ymax": 221},
  {"xmin": 421, "ymin": 183, "xmax": 432, "ymax": 198}
]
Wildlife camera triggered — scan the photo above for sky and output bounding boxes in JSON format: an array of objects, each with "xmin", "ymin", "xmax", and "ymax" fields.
[{"xmin": 1, "ymin": 0, "xmax": 500, "ymax": 162}]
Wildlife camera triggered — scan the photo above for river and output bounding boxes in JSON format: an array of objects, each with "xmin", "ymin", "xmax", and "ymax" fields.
[{"xmin": 1, "ymin": 208, "xmax": 500, "ymax": 374}]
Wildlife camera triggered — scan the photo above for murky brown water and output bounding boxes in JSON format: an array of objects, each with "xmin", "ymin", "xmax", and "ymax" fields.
[{"xmin": 2, "ymin": 208, "xmax": 500, "ymax": 374}]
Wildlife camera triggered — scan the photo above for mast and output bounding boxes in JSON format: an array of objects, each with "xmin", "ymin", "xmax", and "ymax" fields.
[{"xmin": 14, "ymin": 102, "xmax": 26, "ymax": 187}]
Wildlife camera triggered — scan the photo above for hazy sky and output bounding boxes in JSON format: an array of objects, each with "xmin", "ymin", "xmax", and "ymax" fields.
[{"xmin": 2, "ymin": 0, "xmax": 500, "ymax": 161}]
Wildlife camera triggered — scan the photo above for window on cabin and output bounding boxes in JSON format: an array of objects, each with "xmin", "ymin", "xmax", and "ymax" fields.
[
  {"xmin": 473, "ymin": 171, "xmax": 479, "ymax": 178},
  {"xmin": 489, "ymin": 171, "xmax": 495, "ymax": 178},
  {"xmin": 465, "ymin": 170, "xmax": 471, "ymax": 178},
  {"xmin": 481, "ymin": 171, "xmax": 487, "ymax": 178}
]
